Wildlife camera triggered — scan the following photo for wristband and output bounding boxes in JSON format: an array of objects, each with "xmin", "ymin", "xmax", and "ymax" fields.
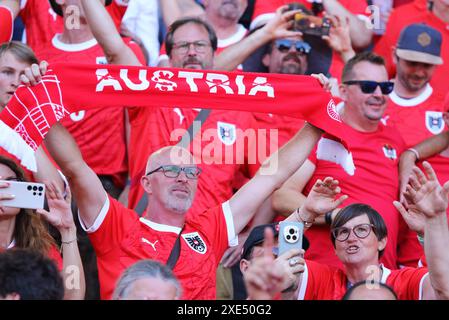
[
  {"xmin": 407, "ymin": 148, "xmax": 420, "ymax": 161},
  {"xmin": 325, "ymin": 211, "xmax": 333, "ymax": 225}
]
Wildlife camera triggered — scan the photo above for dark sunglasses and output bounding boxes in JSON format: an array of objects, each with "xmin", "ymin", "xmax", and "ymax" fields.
[
  {"xmin": 343, "ymin": 80, "xmax": 394, "ymax": 95},
  {"xmin": 274, "ymin": 39, "xmax": 312, "ymax": 55}
]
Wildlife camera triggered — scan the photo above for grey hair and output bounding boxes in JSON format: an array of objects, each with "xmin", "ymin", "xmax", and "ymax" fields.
[{"xmin": 112, "ymin": 260, "xmax": 182, "ymax": 299}]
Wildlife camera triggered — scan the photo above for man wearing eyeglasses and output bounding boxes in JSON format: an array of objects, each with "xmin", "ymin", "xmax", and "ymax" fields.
[{"xmin": 272, "ymin": 51, "xmax": 420, "ymax": 271}]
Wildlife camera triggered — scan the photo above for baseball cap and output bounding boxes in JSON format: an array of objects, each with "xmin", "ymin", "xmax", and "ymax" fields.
[
  {"xmin": 241, "ymin": 222, "xmax": 310, "ymax": 260},
  {"xmin": 396, "ymin": 23, "xmax": 443, "ymax": 65},
  {"xmin": 49, "ymin": 0, "xmax": 113, "ymax": 17}
]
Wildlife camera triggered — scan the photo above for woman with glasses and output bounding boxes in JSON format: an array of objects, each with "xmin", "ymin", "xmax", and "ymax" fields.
[{"xmin": 246, "ymin": 163, "xmax": 449, "ymax": 300}]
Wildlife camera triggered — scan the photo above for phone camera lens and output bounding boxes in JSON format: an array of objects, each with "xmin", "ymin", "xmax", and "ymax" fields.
[
  {"xmin": 292, "ymin": 235, "xmax": 297, "ymax": 241},
  {"xmin": 289, "ymin": 228, "xmax": 295, "ymax": 234},
  {"xmin": 286, "ymin": 235, "xmax": 291, "ymax": 240},
  {"xmin": 33, "ymin": 186, "xmax": 37, "ymax": 191},
  {"xmin": 33, "ymin": 192, "xmax": 36, "ymax": 196},
  {"xmin": 38, "ymin": 186, "xmax": 43, "ymax": 191},
  {"xmin": 27, "ymin": 186, "xmax": 32, "ymax": 191}
]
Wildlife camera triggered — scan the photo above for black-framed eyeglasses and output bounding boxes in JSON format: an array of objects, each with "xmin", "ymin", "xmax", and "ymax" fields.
[
  {"xmin": 332, "ymin": 223, "xmax": 376, "ymax": 242},
  {"xmin": 146, "ymin": 165, "xmax": 202, "ymax": 179},
  {"xmin": 172, "ymin": 41, "xmax": 211, "ymax": 54},
  {"xmin": 343, "ymin": 80, "xmax": 394, "ymax": 95},
  {"xmin": 274, "ymin": 39, "xmax": 312, "ymax": 55}
]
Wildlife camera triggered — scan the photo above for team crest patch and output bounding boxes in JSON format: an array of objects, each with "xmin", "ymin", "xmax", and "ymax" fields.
[
  {"xmin": 182, "ymin": 232, "xmax": 207, "ymax": 254},
  {"xmin": 382, "ymin": 144, "xmax": 397, "ymax": 160},
  {"xmin": 425, "ymin": 111, "xmax": 444, "ymax": 135},
  {"xmin": 217, "ymin": 121, "xmax": 236, "ymax": 146}
]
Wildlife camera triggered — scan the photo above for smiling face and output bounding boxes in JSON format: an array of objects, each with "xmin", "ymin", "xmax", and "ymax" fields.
[
  {"xmin": 0, "ymin": 52, "xmax": 31, "ymax": 109},
  {"xmin": 263, "ymin": 38, "xmax": 309, "ymax": 75},
  {"xmin": 395, "ymin": 57, "xmax": 436, "ymax": 93},
  {"xmin": 340, "ymin": 61, "xmax": 390, "ymax": 123},
  {"xmin": 333, "ymin": 214, "xmax": 386, "ymax": 267}
]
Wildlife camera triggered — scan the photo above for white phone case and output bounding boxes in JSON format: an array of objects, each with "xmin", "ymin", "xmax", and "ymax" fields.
[{"xmin": 0, "ymin": 180, "xmax": 45, "ymax": 209}]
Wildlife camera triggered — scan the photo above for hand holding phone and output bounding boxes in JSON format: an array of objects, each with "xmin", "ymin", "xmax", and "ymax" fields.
[
  {"xmin": 0, "ymin": 180, "xmax": 45, "ymax": 209},
  {"xmin": 278, "ymin": 221, "xmax": 304, "ymax": 257}
]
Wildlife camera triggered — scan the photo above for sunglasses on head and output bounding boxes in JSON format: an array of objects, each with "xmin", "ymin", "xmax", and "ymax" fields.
[
  {"xmin": 274, "ymin": 39, "xmax": 311, "ymax": 54},
  {"xmin": 343, "ymin": 80, "xmax": 394, "ymax": 95}
]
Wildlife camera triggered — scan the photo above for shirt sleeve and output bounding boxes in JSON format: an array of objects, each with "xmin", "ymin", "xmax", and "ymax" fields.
[
  {"xmin": 0, "ymin": 6, "xmax": 13, "ymax": 43},
  {"xmin": 388, "ymin": 267, "xmax": 429, "ymax": 300},
  {"xmin": 80, "ymin": 194, "xmax": 138, "ymax": 257}
]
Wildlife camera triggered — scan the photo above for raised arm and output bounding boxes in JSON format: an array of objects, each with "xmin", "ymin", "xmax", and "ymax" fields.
[
  {"xmin": 44, "ymin": 123, "xmax": 106, "ymax": 230},
  {"xmin": 80, "ymin": 0, "xmax": 141, "ymax": 66},
  {"xmin": 395, "ymin": 162, "xmax": 449, "ymax": 300},
  {"xmin": 323, "ymin": 0, "xmax": 373, "ymax": 49},
  {"xmin": 271, "ymin": 160, "xmax": 315, "ymax": 217},
  {"xmin": 399, "ymin": 131, "xmax": 449, "ymax": 203},
  {"xmin": 37, "ymin": 181, "xmax": 85, "ymax": 300},
  {"xmin": 214, "ymin": 6, "xmax": 303, "ymax": 71},
  {"xmin": 229, "ymin": 123, "xmax": 323, "ymax": 235}
]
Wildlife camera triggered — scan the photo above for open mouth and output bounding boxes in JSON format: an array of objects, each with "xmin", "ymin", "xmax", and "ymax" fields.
[{"xmin": 346, "ymin": 245, "xmax": 360, "ymax": 254}]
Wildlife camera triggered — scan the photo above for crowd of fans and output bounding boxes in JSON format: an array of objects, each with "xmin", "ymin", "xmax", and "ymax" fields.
[{"xmin": 1, "ymin": 0, "xmax": 449, "ymax": 300}]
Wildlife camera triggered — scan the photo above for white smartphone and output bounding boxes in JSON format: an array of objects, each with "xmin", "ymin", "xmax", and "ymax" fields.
[
  {"xmin": 278, "ymin": 221, "xmax": 304, "ymax": 257},
  {"xmin": 0, "ymin": 180, "xmax": 46, "ymax": 209}
]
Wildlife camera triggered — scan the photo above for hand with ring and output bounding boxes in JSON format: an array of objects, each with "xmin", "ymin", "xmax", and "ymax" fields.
[{"xmin": 274, "ymin": 248, "xmax": 305, "ymax": 293}]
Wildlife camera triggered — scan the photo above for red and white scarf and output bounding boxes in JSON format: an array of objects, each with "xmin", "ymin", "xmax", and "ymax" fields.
[{"xmin": 0, "ymin": 63, "xmax": 353, "ymax": 172}]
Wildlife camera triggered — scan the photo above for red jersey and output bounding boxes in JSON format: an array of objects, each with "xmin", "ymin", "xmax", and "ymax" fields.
[
  {"xmin": 82, "ymin": 195, "xmax": 237, "ymax": 300},
  {"xmin": 106, "ymin": 0, "xmax": 128, "ymax": 30},
  {"xmin": 18, "ymin": 0, "xmax": 64, "ymax": 52},
  {"xmin": 127, "ymin": 107, "xmax": 258, "ymax": 213},
  {"xmin": 374, "ymin": 0, "xmax": 449, "ymax": 97},
  {"xmin": 34, "ymin": 36, "xmax": 145, "ymax": 187},
  {"xmin": 0, "ymin": 5, "xmax": 13, "ymax": 43},
  {"xmin": 383, "ymin": 85, "xmax": 449, "ymax": 230},
  {"xmin": 303, "ymin": 121, "xmax": 412, "ymax": 270},
  {"xmin": 299, "ymin": 260, "xmax": 429, "ymax": 300}
]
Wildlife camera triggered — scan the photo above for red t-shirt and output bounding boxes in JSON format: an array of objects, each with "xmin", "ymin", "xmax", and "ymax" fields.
[
  {"xmin": 106, "ymin": 0, "xmax": 128, "ymax": 30},
  {"xmin": 127, "ymin": 107, "xmax": 258, "ymax": 214},
  {"xmin": 82, "ymin": 195, "xmax": 236, "ymax": 300},
  {"xmin": 302, "ymin": 121, "xmax": 415, "ymax": 270},
  {"xmin": 383, "ymin": 85, "xmax": 449, "ymax": 190},
  {"xmin": 374, "ymin": 0, "xmax": 449, "ymax": 97},
  {"xmin": 0, "ymin": 5, "xmax": 13, "ymax": 43},
  {"xmin": 18, "ymin": 0, "xmax": 64, "ymax": 52},
  {"xmin": 299, "ymin": 260, "xmax": 429, "ymax": 300},
  {"xmin": 34, "ymin": 36, "xmax": 145, "ymax": 188}
]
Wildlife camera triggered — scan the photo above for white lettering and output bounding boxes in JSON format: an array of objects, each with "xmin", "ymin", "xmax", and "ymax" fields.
[
  {"xmin": 178, "ymin": 71, "xmax": 203, "ymax": 92},
  {"xmin": 151, "ymin": 70, "xmax": 178, "ymax": 92},
  {"xmin": 120, "ymin": 69, "xmax": 150, "ymax": 91},
  {"xmin": 205, "ymin": 73, "xmax": 234, "ymax": 94},
  {"xmin": 95, "ymin": 69, "xmax": 123, "ymax": 92},
  {"xmin": 235, "ymin": 75, "xmax": 246, "ymax": 95},
  {"xmin": 248, "ymin": 77, "xmax": 274, "ymax": 98}
]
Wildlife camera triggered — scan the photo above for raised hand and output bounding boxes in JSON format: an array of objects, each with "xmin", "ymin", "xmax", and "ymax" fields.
[
  {"xmin": 402, "ymin": 162, "xmax": 449, "ymax": 218},
  {"xmin": 244, "ymin": 228, "xmax": 287, "ymax": 300},
  {"xmin": 322, "ymin": 15, "xmax": 354, "ymax": 61},
  {"xmin": 20, "ymin": 61, "xmax": 48, "ymax": 86},
  {"xmin": 37, "ymin": 181, "xmax": 75, "ymax": 234},
  {"xmin": 261, "ymin": 5, "xmax": 303, "ymax": 41},
  {"xmin": 302, "ymin": 177, "xmax": 348, "ymax": 217}
]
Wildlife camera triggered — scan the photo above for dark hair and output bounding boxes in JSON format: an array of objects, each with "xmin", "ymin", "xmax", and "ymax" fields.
[
  {"xmin": 0, "ymin": 248, "xmax": 64, "ymax": 300},
  {"xmin": 342, "ymin": 280, "xmax": 398, "ymax": 300},
  {"xmin": 330, "ymin": 203, "xmax": 388, "ymax": 258},
  {"xmin": 0, "ymin": 41, "xmax": 39, "ymax": 66},
  {"xmin": 341, "ymin": 52, "xmax": 385, "ymax": 82},
  {"xmin": 165, "ymin": 17, "xmax": 218, "ymax": 56},
  {"xmin": 0, "ymin": 156, "xmax": 55, "ymax": 255}
]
